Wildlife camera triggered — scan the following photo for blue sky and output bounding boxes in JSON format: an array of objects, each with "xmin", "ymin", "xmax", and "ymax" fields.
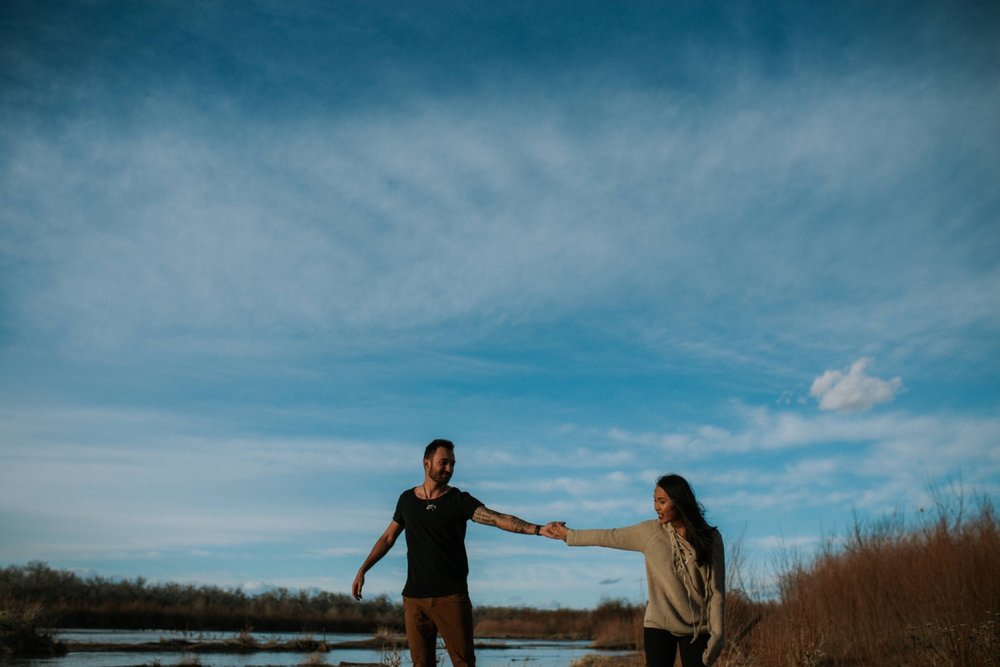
[{"xmin": 1, "ymin": 0, "xmax": 998, "ymax": 609}]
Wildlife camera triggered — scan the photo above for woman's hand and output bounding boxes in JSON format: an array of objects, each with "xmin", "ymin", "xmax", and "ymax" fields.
[{"xmin": 541, "ymin": 521, "xmax": 569, "ymax": 540}]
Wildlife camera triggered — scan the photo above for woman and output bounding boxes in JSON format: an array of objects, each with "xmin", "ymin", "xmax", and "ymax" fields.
[{"xmin": 550, "ymin": 474, "xmax": 725, "ymax": 667}]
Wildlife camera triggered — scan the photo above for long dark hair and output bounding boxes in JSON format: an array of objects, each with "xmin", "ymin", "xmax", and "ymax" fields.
[{"xmin": 657, "ymin": 474, "xmax": 716, "ymax": 566}]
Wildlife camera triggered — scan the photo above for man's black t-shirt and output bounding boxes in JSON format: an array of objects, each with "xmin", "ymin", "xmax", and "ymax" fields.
[{"xmin": 393, "ymin": 487, "xmax": 484, "ymax": 598}]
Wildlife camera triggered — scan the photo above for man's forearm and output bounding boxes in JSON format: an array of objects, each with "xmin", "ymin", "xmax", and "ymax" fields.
[
  {"xmin": 472, "ymin": 506, "xmax": 540, "ymax": 534},
  {"xmin": 359, "ymin": 535, "xmax": 394, "ymax": 572},
  {"xmin": 500, "ymin": 513, "xmax": 538, "ymax": 534}
]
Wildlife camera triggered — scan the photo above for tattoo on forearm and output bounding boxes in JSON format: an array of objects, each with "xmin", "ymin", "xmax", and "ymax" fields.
[
  {"xmin": 473, "ymin": 507, "xmax": 535, "ymax": 534},
  {"xmin": 473, "ymin": 506, "xmax": 498, "ymax": 526},
  {"xmin": 509, "ymin": 516, "xmax": 531, "ymax": 534}
]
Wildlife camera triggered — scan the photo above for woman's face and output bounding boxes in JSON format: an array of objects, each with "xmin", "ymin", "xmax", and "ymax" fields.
[{"xmin": 653, "ymin": 485, "xmax": 678, "ymax": 525}]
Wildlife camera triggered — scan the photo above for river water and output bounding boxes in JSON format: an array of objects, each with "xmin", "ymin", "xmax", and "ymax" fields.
[{"xmin": 5, "ymin": 629, "xmax": 630, "ymax": 667}]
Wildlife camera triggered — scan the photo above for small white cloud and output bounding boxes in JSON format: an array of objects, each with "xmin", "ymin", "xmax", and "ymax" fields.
[
  {"xmin": 240, "ymin": 581, "xmax": 275, "ymax": 594},
  {"xmin": 810, "ymin": 358, "xmax": 903, "ymax": 413}
]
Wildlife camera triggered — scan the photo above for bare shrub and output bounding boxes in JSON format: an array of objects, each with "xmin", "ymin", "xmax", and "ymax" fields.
[
  {"xmin": 571, "ymin": 655, "xmax": 643, "ymax": 667},
  {"xmin": 300, "ymin": 650, "xmax": 328, "ymax": 666},
  {"xmin": 0, "ymin": 597, "xmax": 65, "ymax": 657}
]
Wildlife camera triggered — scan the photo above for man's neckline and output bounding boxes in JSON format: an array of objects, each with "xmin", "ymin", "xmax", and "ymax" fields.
[{"xmin": 415, "ymin": 485, "xmax": 453, "ymax": 501}]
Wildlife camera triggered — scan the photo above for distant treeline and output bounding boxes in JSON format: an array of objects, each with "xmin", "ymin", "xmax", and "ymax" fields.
[
  {"xmin": 0, "ymin": 562, "xmax": 634, "ymax": 639},
  {"xmin": 0, "ymin": 562, "xmax": 402, "ymax": 633}
]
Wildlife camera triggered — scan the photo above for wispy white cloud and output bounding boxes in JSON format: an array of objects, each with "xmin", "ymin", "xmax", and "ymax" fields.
[
  {"xmin": 0, "ymin": 405, "xmax": 420, "ymax": 560},
  {"xmin": 605, "ymin": 405, "xmax": 1000, "ymax": 513},
  {"xmin": 0, "ymin": 405, "xmax": 414, "ymax": 476},
  {"xmin": 3, "ymin": 70, "xmax": 997, "ymax": 366}
]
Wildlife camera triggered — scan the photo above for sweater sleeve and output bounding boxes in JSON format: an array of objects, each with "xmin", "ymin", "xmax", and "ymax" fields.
[
  {"xmin": 566, "ymin": 522, "xmax": 651, "ymax": 552},
  {"xmin": 703, "ymin": 530, "xmax": 726, "ymax": 666}
]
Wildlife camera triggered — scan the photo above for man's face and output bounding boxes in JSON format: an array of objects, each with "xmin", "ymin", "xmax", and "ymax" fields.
[{"xmin": 424, "ymin": 447, "xmax": 456, "ymax": 484}]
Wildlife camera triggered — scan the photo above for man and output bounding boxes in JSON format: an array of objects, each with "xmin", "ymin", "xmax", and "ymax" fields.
[{"xmin": 352, "ymin": 438, "xmax": 558, "ymax": 667}]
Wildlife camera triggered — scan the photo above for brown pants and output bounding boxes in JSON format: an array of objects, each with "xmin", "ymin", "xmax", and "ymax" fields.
[{"xmin": 403, "ymin": 593, "xmax": 476, "ymax": 667}]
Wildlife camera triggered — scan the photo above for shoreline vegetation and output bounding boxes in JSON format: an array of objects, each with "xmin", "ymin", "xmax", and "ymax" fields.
[{"xmin": 2, "ymin": 490, "xmax": 997, "ymax": 666}]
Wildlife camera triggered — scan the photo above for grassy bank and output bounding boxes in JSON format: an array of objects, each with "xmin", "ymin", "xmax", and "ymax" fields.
[
  {"xmin": 719, "ymin": 494, "xmax": 999, "ymax": 667},
  {"xmin": 0, "ymin": 598, "xmax": 66, "ymax": 658}
]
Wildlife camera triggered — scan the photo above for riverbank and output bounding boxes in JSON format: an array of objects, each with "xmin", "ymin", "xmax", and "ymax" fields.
[
  {"xmin": 61, "ymin": 635, "xmax": 389, "ymax": 654},
  {"xmin": 57, "ymin": 632, "xmax": 615, "ymax": 654},
  {"xmin": 11, "ymin": 629, "xmax": 628, "ymax": 667}
]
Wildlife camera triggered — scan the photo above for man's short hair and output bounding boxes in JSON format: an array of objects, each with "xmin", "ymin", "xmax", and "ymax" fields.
[{"xmin": 424, "ymin": 438, "xmax": 455, "ymax": 460}]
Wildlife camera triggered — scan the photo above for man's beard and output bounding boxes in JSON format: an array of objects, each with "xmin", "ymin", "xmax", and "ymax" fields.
[{"xmin": 430, "ymin": 471, "xmax": 451, "ymax": 484}]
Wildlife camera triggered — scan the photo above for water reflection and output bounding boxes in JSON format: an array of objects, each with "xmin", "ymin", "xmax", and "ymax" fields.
[{"xmin": 5, "ymin": 630, "xmax": 630, "ymax": 667}]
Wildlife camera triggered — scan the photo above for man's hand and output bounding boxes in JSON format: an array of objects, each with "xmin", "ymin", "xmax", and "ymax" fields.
[
  {"xmin": 352, "ymin": 521, "xmax": 402, "ymax": 601},
  {"xmin": 352, "ymin": 571, "xmax": 365, "ymax": 600},
  {"xmin": 541, "ymin": 521, "xmax": 568, "ymax": 540}
]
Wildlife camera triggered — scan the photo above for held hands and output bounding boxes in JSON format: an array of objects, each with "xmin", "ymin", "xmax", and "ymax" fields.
[{"xmin": 539, "ymin": 521, "xmax": 569, "ymax": 541}]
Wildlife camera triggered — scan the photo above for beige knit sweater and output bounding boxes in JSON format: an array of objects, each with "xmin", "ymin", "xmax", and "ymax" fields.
[{"xmin": 567, "ymin": 520, "xmax": 725, "ymax": 666}]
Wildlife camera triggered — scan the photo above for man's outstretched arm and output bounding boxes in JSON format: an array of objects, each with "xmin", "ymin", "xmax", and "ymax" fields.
[
  {"xmin": 352, "ymin": 520, "xmax": 403, "ymax": 600},
  {"xmin": 472, "ymin": 506, "xmax": 561, "ymax": 537}
]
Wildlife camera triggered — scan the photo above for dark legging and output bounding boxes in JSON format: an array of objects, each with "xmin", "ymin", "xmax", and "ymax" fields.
[{"xmin": 643, "ymin": 627, "xmax": 709, "ymax": 667}]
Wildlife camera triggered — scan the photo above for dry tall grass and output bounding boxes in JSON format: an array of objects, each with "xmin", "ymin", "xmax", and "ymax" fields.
[
  {"xmin": 0, "ymin": 598, "xmax": 66, "ymax": 657},
  {"xmin": 719, "ymin": 494, "xmax": 1000, "ymax": 667},
  {"xmin": 474, "ymin": 600, "xmax": 643, "ymax": 642}
]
